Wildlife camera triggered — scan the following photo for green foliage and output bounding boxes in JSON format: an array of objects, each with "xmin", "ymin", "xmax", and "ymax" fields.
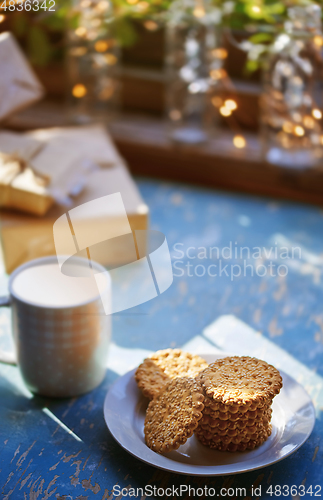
[
  {"xmin": 28, "ymin": 24, "xmax": 52, "ymax": 65},
  {"xmin": 5, "ymin": 0, "xmax": 323, "ymax": 67}
]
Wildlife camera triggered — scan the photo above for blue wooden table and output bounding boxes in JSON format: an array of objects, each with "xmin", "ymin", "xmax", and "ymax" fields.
[{"xmin": 0, "ymin": 180, "xmax": 322, "ymax": 499}]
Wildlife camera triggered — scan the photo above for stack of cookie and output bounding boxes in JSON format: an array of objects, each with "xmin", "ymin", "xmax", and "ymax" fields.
[
  {"xmin": 196, "ymin": 356, "xmax": 283, "ymax": 452},
  {"xmin": 135, "ymin": 350, "xmax": 283, "ymax": 454}
]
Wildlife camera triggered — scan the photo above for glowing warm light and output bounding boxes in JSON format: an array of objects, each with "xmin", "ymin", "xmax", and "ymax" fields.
[
  {"xmin": 282, "ymin": 121, "xmax": 293, "ymax": 133},
  {"xmin": 252, "ymin": 5, "xmax": 261, "ymax": 13},
  {"xmin": 320, "ymin": 135, "xmax": 323, "ymax": 145},
  {"xmin": 72, "ymin": 84, "xmax": 87, "ymax": 98},
  {"xmin": 96, "ymin": 0, "xmax": 110, "ymax": 11},
  {"xmin": 314, "ymin": 35, "xmax": 323, "ymax": 47},
  {"xmin": 95, "ymin": 40, "xmax": 109, "ymax": 52},
  {"xmin": 169, "ymin": 110, "xmax": 181, "ymax": 121},
  {"xmin": 224, "ymin": 99, "xmax": 237, "ymax": 111},
  {"xmin": 212, "ymin": 48, "xmax": 228, "ymax": 59},
  {"xmin": 233, "ymin": 135, "xmax": 246, "ymax": 149},
  {"xmin": 75, "ymin": 27, "xmax": 87, "ymax": 37},
  {"xmin": 211, "ymin": 96, "xmax": 222, "ymax": 108},
  {"xmin": 193, "ymin": 7, "xmax": 205, "ymax": 18},
  {"xmin": 144, "ymin": 20, "xmax": 158, "ymax": 31},
  {"xmin": 137, "ymin": 1, "xmax": 149, "ymax": 10},
  {"xmin": 303, "ymin": 115, "xmax": 315, "ymax": 129},
  {"xmin": 210, "ymin": 69, "xmax": 226, "ymax": 80},
  {"xmin": 0, "ymin": 14, "xmax": 5, "ymax": 22},
  {"xmin": 104, "ymin": 54, "xmax": 117, "ymax": 65},
  {"xmin": 220, "ymin": 106, "xmax": 232, "ymax": 117},
  {"xmin": 294, "ymin": 125, "xmax": 305, "ymax": 137},
  {"xmin": 312, "ymin": 108, "xmax": 322, "ymax": 119},
  {"xmin": 127, "ymin": 0, "xmax": 138, "ymax": 4}
]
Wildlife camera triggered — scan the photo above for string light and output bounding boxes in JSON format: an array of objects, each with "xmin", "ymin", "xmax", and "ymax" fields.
[
  {"xmin": 136, "ymin": 1, "xmax": 149, "ymax": 11},
  {"xmin": 72, "ymin": 84, "xmax": 87, "ymax": 98},
  {"xmin": 210, "ymin": 69, "xmax": 226, "ymax": 80},
  {"xmin": 95, "ymin": 40, "xmax": 109, "ymax": 52},
  {"xmin": 233, "ymin": 135, "xmax": 246, "ymax": 148},
  {"xmin": 96, "ymin": 0, "xmax": 110, "ymax": 11},
  {"xmin": 294, "ymin": 125, "xmax": 305, "ymax": 137},
  {"xmin": 282, "ymin": 121, "xmax": 293, "ymax": 133},
  {"xmin": 104, "ymin": 54, "xmax": 117, "ymax": 65},
  {"xmin": 314, "ymin": 36, "xmax": 323, "ymax": 47},
  {"xmin": 75, "ymin": 27, "xmax": 87, "ymax": 37},
  {"xmin": 303, "ymin": 115, "xmax": 315, "ymax": 129},
  {"xmin": 212, "ymin": 48, "xmax": 228, "ymax": 59},
  {"xmin": 312, "ymin": 109, "xmax": 322, "ymax": 120},
  {"xmin": 224, "ymin": 99, "xmax": 237, "ymax": 111},
  {"xmin": 0, "ymin": 14, "xmax": 5, "ymax": 22},
  {"xmin": 252, "ymin": 5, "xmax": 261, "ymax": 13},
  {"xmin": 193, "ymin": 7, "xmax": 205, "ymax": 18},
  {"xmin": 220, "ymin": 106, "xmax": 232, "ymax": 117},
  {"xmin": 144, "ymin": 20, "xmax": 158, "ymax": 31}
]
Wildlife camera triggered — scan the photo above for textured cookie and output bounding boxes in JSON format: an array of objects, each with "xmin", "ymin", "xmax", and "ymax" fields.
[
  {"xmin": 203, "ymin": 404, "xmax": 272, "ymax": 422},
  {"xmin": 199, "ymin": 407, "xmax": 272, "ymax": 432},
  {"xmin": 198, "ymin": 356, "xmax": 282, "ymax": 405},
  {"xmin": 197, "ymin": 421, "xmax": 271, "ymax": 440},
  {"xmin": 135, "ymin": 348, "xmax": 208, "ymax": 399},
  {"xmin": 144, "ymin": 377, "xmax": 205, "ymax": 453},
  {"xmin": 195, "ymin": 424, "xmax": 272, "ymax": 452}
]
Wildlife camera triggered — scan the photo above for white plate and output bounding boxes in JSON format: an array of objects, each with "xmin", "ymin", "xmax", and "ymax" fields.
[{"xmin": 103, "ymin": 353, "xmax": 315, "ymax": 475}]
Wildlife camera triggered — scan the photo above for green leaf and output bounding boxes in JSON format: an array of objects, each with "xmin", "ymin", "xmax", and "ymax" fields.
[
  {"xmin": 27, "ymin": 26, "xmax": 52, "ymax": 66},
  {"xmin": 245, "ymin": 59, "xmax": 259, "ymax": 73},
  {"xmin": 112, "ymin": 17, "xmax": 138, "ymax": 46},
  {"xmin": 248, "ymin": 32, "xmax": 273, "ymax": 43}
]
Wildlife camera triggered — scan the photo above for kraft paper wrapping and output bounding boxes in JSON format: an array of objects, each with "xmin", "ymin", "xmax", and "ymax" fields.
[
  {"xmin": 0, "ymin": 165, "xmax": 149, "ymax": 274},
  {"xmin": 0, "ymin": 133, "xmax": 53, "ymax": 216},
  {"xmin": 0, "ymin": 32, "xmax": 44, "ymax": 122},
  {"xmin": 0, "ymin": 124, "xmax": 119, "ymax": 216}
]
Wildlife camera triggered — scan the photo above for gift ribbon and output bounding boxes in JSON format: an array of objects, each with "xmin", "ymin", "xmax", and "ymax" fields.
[{"xmin": 0, "ymin": 152, "xmax": 52, "ymax": 215}]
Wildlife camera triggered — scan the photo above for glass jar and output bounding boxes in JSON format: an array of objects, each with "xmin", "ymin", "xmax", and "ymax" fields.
[
  {"xmin": 261, "ymin": 4, "xmax": 323, "ymax": 168},
  {"xmin": 66, "ymin": 0, "xmax": 120, "ymax": 124},
  {"xmin": 165, "ymin": 0, "xmax": 224, "ymax": 144}
]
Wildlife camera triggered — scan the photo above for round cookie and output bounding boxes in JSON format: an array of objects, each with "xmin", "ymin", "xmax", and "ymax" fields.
[
  {"xmin": 198, "ymin": 356, "xmax": 282, "ymax": 405},
  {"xmin": 135, "ymin": 348, "xmax": 208, "ymax": 399},
  {"xmin": 144, "ymin": 377, "xmax": 205, "ymax": 453}
]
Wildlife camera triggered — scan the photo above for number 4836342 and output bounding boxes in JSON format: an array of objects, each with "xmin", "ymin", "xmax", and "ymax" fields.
[{"xmin": 0, "ymin": 0, "xmax": 55, "ymax": 11}]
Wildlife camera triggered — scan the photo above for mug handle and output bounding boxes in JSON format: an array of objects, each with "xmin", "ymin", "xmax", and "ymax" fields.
[{"xmin": 0, "ymin": 295, "xmax": 17, "ymax": 365}]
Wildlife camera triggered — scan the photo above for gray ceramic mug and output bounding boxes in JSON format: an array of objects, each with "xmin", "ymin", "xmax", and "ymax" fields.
[{"xmin": 0, "ymin": 255, "xmax": 111, "ymax": 397}]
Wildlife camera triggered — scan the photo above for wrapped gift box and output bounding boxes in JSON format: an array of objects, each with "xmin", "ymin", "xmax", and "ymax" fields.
[
  {"xmin": 0, "ymin": 124, "xmax": 125, "ymax": 216},
  {"xmin": 0, "ymin": 163, "xmax": 149, "ymax": 273},
  {"xmin": 0, "ymin": 32, "xmax": 44, "ymax": 122}
]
